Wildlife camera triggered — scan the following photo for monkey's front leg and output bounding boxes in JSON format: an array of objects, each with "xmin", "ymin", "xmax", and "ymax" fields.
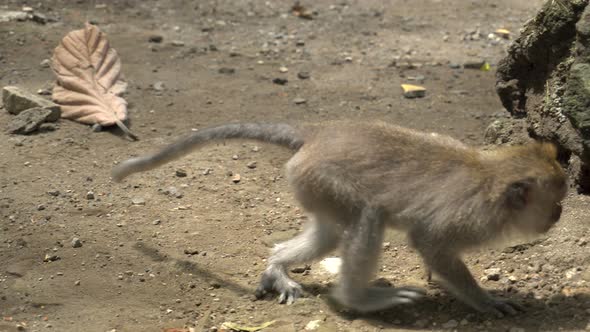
[
  {"xmin": 421, "ymin": 251, "xmax": 523, "ymax": 317},
  {"xmin": 332, "ymin": 208, "xmax": 424, "ymax": 313}
]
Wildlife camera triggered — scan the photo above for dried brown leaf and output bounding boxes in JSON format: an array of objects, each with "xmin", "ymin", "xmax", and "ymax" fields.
[{"xmin": 51, "ymin": 23, "xmax": 137, "ymax": 140}]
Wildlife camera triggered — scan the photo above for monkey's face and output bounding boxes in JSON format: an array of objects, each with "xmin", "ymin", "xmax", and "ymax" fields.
[{"xmin": 506, "ymin": 175, "xmax": 567, "ymax": 235}]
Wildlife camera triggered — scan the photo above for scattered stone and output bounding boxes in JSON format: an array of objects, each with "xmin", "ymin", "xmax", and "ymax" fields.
[
  {"xmin": 295, "ymin": 40, "xmax": 305, "ymax": 47},
  {"xmin": 297, "ymin": 71, "xmax": 311, "ymax": 79},
  {"xmin": 247, "ymin": 161, "xmax": 257, "ymax": 169},
  {"xmin": 251, "ymin": 146, "xmax": 260, "ymax": 152},
  {"xmin": 0, "ymin": 11, "xmax": 28, "ymax": 23},
  {"xmin": 47, "ymin": 190, "xmax": 60, "ymax": 197},
  {"xmin": 184, "ymin": 248, "xmax": 200, "ymax": 255},
  {"xmin": 37, "ymin": 88, "xmax": 52, "ymax": 95},
  {"xmin": 319, "ymin": 257, "xmax": 342, "ymax": 275},
  {"xmin": 202, "ymin": 168, "xmax": 212, "ymax": 175},
  {"xmin": 163, "ymin": 186, "xmax": 183, "ymax": 198},
  {"xmin": 40, "ymin": 59, "xmax": 51, "ymax": 68},
  {"xmin": 232, "ymin": 173, "xmax": 241, "ymax": 183},
  {"xmin": 484, "ymin": 268, "xmax": 501, "ymax": 281},
  {"xmin": 148, "ymin": 34, "xmax": 163, "ymax": 43},
  {"xmin": 152, "ymin": 81, "xmax": 165, "ymax": 91},
  {"xmin": 442, "ymin": 319, "xmax": 459, "ymax": 329},
  {"xmin": 71, "ymin": 238, "xmax": 82, "ymax": 248},
  {"xmin": 291, "ymin": 265, "xmax": 310, "ymax": 274},
  {"xmin": 279, "ymin": 66, "xmax": 289, "ymax": 73},
  {"xmin": 152, "ymin": 219, "xmax": 161, "ymax": 225},
  {"xmin": 272, "ymin": 78, "xmax": 288, "ymax": 85},
  {"xmin": 2, "ymin": 86, "xmax": 60, "ymax": 115},
  {"xmin": 175, "ymin": 169, "xmax": 188, "ymax": 177},
  {"xmin": 304, "ymin": 320, "xmax": 322, "ymax": 331},
  {"xmin": 171, "ymin": 40, "xmax": 185, "ymax": 47},
  {"xmin": 86, "ymin": 191, "xmax": 95, "ymax": 200},
  {"xmin": 401, "ymin": 84, "xmax": 426, "ymax": 98},
  {"xmin": 131, "ymin": 197, "xmax": 146, "ymax": 206},
  {"xmin": 43, "ymin": 254, "xmax": 60, "ymax": 262},
  {"xmin": 232, "ymin": 154, "xmax": 239, "ymax": 160},
  {"xmin": 218, "ymin": 67, "xmax": 236, "ymax": 74},
  {"xmin": 448, "ymin": 63, "xmax": 461, "ymax": 69},
  {"xmin": 91, "ymin": 123, "xmax": 102, "ymax": 132},
  {"xmin": 7, "ymin": 107, "xmax": 60, "ymax": 134},
  {"xmin": 39, "ymin": 123, "xmax": 57, "ymax": 132},
  {"xmin": 293, "ymin": 97, "xmax": 307, "ymax": 105},
  {"xmin": 74, "ymin": 280, "xmax": 81, "ymax": 286}
]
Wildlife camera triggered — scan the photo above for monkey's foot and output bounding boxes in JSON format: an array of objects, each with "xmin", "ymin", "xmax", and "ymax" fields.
[
  {"xmin": 478, "ymin": 298, "xmax": 524, "ymax": 317},
  {"xmin": 255, "ymin": 266, "xmax": 303, "ymax": 305},
  {"xmin": 333, "ymin": 286, "xmax": 425, "ymax": 313}
]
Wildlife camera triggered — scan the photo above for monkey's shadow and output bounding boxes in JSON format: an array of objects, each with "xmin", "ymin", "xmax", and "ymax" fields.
[
  {"xmin": 307, "ymin": 282, "xmax": 590, "ymax": 331},
  {"xmin": 133, "ymin": 243, "xmax": 589, "ymax": 330}
]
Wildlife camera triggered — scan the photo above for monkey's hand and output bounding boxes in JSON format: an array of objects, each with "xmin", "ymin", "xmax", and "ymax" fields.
[{"xmin": 477, "ymin": 297, "xmax": 525, "ymax": 318}]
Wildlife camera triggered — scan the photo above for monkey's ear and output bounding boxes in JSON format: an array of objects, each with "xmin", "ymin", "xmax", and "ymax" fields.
[{"xmin": 504, "ymin": 179, "xmax": 533, "ymax": 210}]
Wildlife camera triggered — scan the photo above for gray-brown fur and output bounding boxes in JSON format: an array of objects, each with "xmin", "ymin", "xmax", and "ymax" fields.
[{"xmin": 112, "ymin": 121, "xmax": 567, "ymax": 316}]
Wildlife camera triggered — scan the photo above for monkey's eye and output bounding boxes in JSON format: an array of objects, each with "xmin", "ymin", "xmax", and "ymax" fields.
[{"xmin": 505, "ymin": 180, "xmax": 532, "ymax": 210}]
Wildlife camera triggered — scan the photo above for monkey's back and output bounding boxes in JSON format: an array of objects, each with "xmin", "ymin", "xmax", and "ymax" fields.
[{"xmin": 286, "ymin": 121, "xmax": 490, "ymax": 229}]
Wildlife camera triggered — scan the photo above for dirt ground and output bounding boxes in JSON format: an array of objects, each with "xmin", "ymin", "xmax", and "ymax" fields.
[{"xmin": 1, "ymin": 0, "xmax": 589, "ymax": 331}]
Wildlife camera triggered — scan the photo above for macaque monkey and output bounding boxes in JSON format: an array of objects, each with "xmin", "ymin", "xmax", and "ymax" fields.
[{"xmin": 112, "ymin": 122, "xmax": 567, "ymax": 316}]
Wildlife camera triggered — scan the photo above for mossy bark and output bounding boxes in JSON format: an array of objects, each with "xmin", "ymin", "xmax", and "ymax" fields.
[{"xmin": 494, "ymin": 0, "xmax": 590, "ymax": 191}]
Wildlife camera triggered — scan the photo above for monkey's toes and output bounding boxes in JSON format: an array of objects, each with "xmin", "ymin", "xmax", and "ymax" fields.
[
  {"xmin": 277, "ymin": 284, "xmax": 303, "ymax": 305},
  {"xmin": 484, "ymin": 298, "xmax": 524, "ymax": 317}
]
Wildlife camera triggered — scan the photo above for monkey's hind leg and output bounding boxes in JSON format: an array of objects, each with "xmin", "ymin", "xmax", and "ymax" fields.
[
  {"xmin": 255, "ymin": 215, "xmax": 341, "ymax": 304},
  {"xmin": 333, "ymin": 207, "xmax": 424, "ymax": 313}
]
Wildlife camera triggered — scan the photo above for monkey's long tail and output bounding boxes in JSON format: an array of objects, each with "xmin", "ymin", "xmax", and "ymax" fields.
[{"xmin": 111, "ymin": 123, "xmax": 304, "ymax": 182}]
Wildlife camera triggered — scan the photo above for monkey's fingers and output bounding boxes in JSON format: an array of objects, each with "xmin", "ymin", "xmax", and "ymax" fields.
[{"xmin": 487, "ymin": 298, "xmax": 524, "ymax": 317}]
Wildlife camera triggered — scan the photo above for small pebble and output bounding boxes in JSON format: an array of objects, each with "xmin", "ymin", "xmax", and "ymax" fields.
[
  {"xmin": 247, "ymin": 161, "xmax": 257, "ymax": 169},
  {"xmin": 40, "ymin": 59, "xmax": 51, "ymax": 68},
  {"xmin": 293, "ymin": 97, "xmax": 307, "ymax": 105},
  {"xmin": 218, "ymin": 67, "xmax": 236, "ymax": 74},
  {"xmin": 279, "ymin": 66, "xmax": 289, "ymax": 73},
  {"xmin": 297, "ymin": 71, "xmax": 310, "ymax": 79},
  {"xmin": 171, "ymin": 40, "xmax": 185, "ymax": 47},
  {"xmin": 71, "ymin": 238, "xmax": 82, "ymax": 248},
  {"xmin": 148, "ymin": 34, "xmax": 163, "ymax": 43},
  {"xmin": 272, "ymin": 78, "xmax": 288, "ymax": 85},
  {"xmin": 484, "ymin": 268, "xmax": 501, "ymax": 281},
  {"xmin": 176, "ymin": 169, "xmax": 187, "ymax": 177},
  {"xmin": 91, "ymin": 124, "xmax": 102, "ymax": 132},
  {"xmin": 232, "ymin": 174, "xmax": 241, "ymax": 183},
  {"xmin": 86, "ymin": 191, "xmax": 95, "ymax": 200},
  {"xmin": 442, "ymin": 319, "xmax": 458, "ymax": 329},
  {"xmin": 131, "ymin": 197, "xmax": 146, "ymax": 206}
]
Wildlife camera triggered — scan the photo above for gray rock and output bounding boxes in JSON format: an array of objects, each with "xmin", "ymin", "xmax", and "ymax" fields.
[
  {"xmin": 71, "ymin": 238, "xmax": 82, "ymax": 248},
  {"xmin": 7, "ymin": 107, "xmax": 59, "ymax": 134},
  {"xmin": 293, "ymin": 97, "xmax": 307, "ymax": 104},
  {"xmin": 39, "ymin": 123, "xmax": 57, "ymax": 132},
  {"xmin": 0, "ymin": 11, "xmax": 28, "ymax": 23},
  {"xmin": 148, "ymin": 35, "xmax": 163, "ymax": 43},
  {"xmin": 2, "ymin": 86, "xmax": 60, "ymax": 116},
  {"xmin": 442, "ymin": 319, "xmax": 459, "ymax": 329},
  {"xmin": 91, "ymin": 123, "xmax": 102, "ymax": 132},
  {"xmin": 484, "ymin": 268, "xmax": 501, "ymax": 281},
  {"xmin": 297, "ymin": 71, "xmax": 311, "ymax": 79},
  {"xmin": 131, "ymin": 197, "xmax": 146, "ymax": 205}
]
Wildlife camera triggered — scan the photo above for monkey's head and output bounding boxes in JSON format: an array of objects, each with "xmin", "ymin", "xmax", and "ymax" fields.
[{"xmin": 491, "ymin": 142, "xmax": 567, "ymax": 236}]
